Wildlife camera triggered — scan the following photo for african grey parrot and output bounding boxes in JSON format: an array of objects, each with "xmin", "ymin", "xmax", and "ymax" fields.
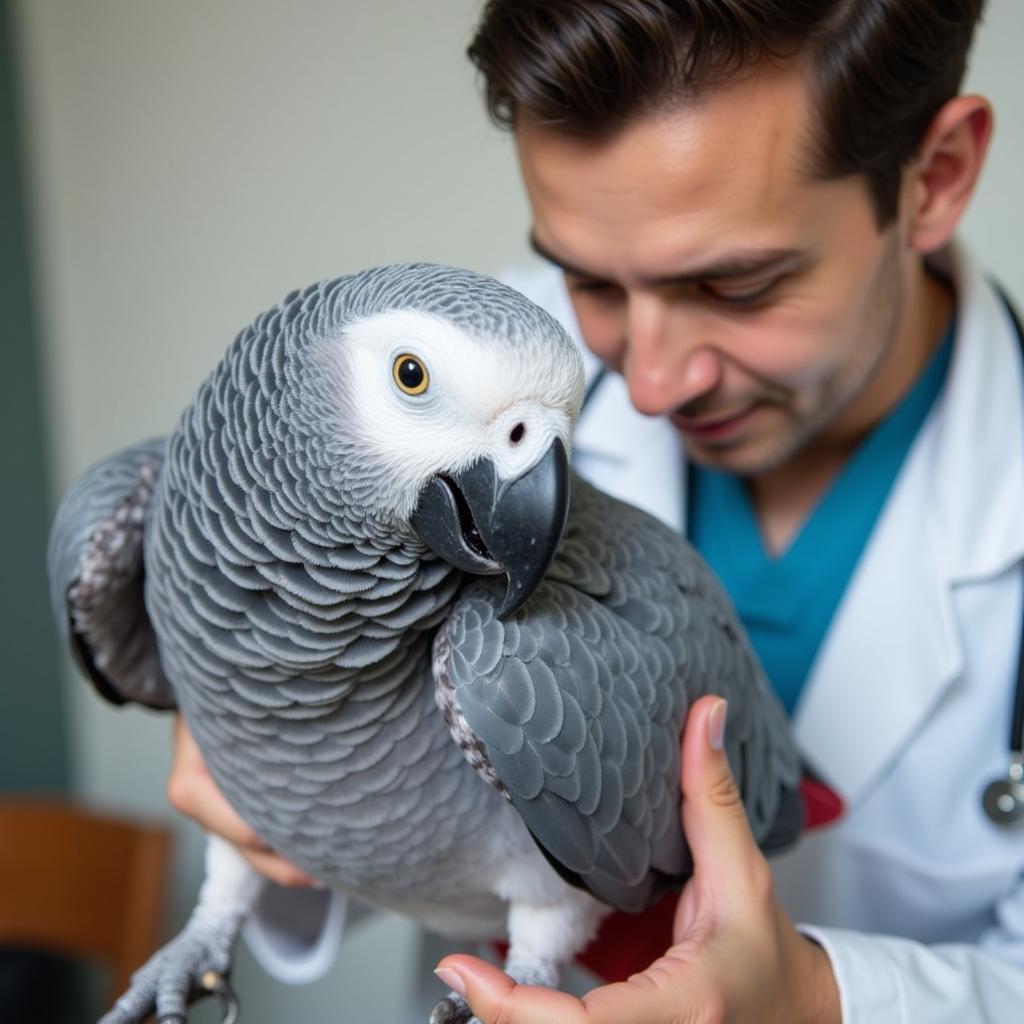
[{"xmin": 47, "ymin": 263, "xmax": 804, "ymax": 1024}]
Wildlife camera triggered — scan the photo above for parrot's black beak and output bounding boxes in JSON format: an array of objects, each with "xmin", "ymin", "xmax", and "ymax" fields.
[{"xmin": 411, "ymin": 438, "xmax": 570, "ymax": 618}]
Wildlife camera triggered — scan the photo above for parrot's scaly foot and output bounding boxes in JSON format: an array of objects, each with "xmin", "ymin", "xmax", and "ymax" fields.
[
  {"xmin": 97, "ymin": 908, "xmax": 241, "ymax": 1024},
  {"xmin": 428, "ymin": 994, "xmax": 479, "ymax": 1024},
  {"xmin": 504, "ymin": 953, "xmax": 559, "ymax": 989}
]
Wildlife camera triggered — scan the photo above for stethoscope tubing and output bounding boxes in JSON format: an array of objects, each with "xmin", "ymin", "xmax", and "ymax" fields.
[{"xmin": 993, "ymin": 283, "xmax": 1024, "ymax": 764}]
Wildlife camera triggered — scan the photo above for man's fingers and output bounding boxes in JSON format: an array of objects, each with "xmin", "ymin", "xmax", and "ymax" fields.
[
  {"xmin": 583, "ymin": 964, "xmax": 715, "ymax": 1024},
  {"xmin": 680, "ymin": 697, "xmax": 746, "ymax": 818},
  {"xmin": 168, "ymin": 715, "xmax": 315, "ymax": 887},
  {"xmin": 434, "ymin": 957, "xmax": 589, "ymax": 1024},
  {"xmin": 433, "ymin": 956, "xmax": 711, "ymax": 1024},
  {"xmin": 241, "ymin": 848, "xmax": 316, "ymax": 888},
  {"xmin": 167, "ymin": 740, "xmax": 268, "ymax": 850},
  {"xmin": 166, "ymin": 768, "xmax": 265, "ymax": 850},
  {"xmin": 680, "ymin": 697, "xmax": 767, "ymax": 910}
]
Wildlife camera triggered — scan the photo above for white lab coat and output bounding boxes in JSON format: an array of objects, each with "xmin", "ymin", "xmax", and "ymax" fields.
[{"xmin": 246, "ymin": 243, "xmax": 1024, "ymax": 1022}]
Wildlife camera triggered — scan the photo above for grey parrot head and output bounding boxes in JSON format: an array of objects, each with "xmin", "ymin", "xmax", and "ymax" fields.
[{"xmin": 240, "ymin": 263, "xmax": 585, "ymax": 616}]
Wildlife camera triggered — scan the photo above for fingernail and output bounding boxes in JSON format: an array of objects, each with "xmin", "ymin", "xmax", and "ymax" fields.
[
  {"xmin": 708, "ymin": 699, "xmax": 728, "ymax": 751},
  {"xmin": 434, "ymin": 966, "xmax": 467, "ymax": 998}
]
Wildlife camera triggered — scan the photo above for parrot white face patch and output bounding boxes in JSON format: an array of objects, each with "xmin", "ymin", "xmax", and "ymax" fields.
[{"xmin": 326, "ymin": 308, "xmax": 582, "ymax": 521}]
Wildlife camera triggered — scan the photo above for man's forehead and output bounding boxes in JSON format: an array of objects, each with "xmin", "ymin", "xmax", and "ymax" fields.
[
  {"xmin": 514, "ymin": 61, "xmax": 835, "ymax": 279},
  {"xmin": 518, "ymin": 61, "xmax": 817, "ymax": 197}
]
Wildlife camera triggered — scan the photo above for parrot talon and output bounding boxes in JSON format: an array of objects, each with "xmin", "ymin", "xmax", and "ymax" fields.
[
  {"xmin": 97, "ymin": 897, "xmax": 244, "ymax": 1024},
  {"xmin": 428, "ymin": 995, "xmax": 472, "ymax": 1024},
  {"xmin": 200, "ymin": 970, "xmax": 240, "ymax": 1024}
]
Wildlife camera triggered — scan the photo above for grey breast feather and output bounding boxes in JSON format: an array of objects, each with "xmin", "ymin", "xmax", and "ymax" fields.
[{"xmin": 434, "ymin": 475, "xmax": 803, "ymax": 913}]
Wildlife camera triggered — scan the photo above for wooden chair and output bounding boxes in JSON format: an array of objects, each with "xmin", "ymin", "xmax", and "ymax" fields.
[{"xmin": 0, "ymin": 797, "xmax": 171, "ymax": 1007}]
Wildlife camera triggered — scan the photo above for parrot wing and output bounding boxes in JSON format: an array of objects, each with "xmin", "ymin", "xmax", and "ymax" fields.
[
  {"xmin": 47, "ymin": 438, "xmax": 176, "ymax": 710},
  {"xmin": 434, "ymin": 475, "xmax": 803, "ymax": 912}
]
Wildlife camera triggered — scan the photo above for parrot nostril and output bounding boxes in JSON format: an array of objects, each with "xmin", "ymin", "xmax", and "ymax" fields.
[{"xmin": 509, "ymin": 423, "xmax": 526, "ymax": 446}]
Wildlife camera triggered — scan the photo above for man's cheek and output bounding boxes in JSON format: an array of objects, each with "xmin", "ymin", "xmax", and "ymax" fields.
[{"xmin": 740, "ymin": 313, "xmax": 842, "ymax": 389}]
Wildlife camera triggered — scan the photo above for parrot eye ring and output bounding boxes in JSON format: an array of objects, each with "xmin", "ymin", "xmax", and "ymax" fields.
[{"xmin": 393, "ymin": 354, "xmax": 429, "ymax": 395}]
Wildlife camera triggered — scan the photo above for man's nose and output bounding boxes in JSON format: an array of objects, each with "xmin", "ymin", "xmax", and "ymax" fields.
[{"xmin": 623, "ymin": 294, "xmax": 723, "ymax": 416}]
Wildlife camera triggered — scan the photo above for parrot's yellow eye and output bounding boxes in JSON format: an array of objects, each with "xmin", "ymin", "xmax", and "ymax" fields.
[{"xmin": 393, "ymin": 354, "xmax": 429, "ymax": 395}]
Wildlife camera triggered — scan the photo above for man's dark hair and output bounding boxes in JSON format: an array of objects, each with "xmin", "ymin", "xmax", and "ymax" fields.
[{"xmin": 468, "ymin": 0, "xmax": 987, "ymax": 225}]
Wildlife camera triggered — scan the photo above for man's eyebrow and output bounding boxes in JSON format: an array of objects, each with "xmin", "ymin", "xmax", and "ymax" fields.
[
  {"xmin": 529, "ymin": 233, "xmax": 807, "ymax": 287},
  {"xmin": 529, "ymin": 234, "xmax": 604, "ymax": 282}
]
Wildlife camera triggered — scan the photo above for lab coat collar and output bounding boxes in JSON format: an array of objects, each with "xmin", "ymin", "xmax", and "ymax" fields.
[
  {"xmin": 926, "ymin": 244, "xmax": 1024, "ymax": 583},
  {"xmin": 794, "ymin": 243, "xmax": 1024, "ymax": 803},
  {"xmin": 573, "ymin": 369, "xmax": 687, "ymax": 530}
]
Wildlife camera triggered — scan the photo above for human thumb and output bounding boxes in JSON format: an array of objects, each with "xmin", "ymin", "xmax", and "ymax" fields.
[
  {"xmin": 679, "ymin": 697, "xmax": 759, "ymax": 905},
  {"xmin": 433, "ymin": 956, "xmax": 588, "ymax": 1024}
]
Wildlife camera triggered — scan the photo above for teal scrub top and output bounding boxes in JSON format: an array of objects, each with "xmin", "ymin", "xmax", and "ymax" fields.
[{"xmin": 688, "ymin": 320, "xmax": 955, "ymax": 715}]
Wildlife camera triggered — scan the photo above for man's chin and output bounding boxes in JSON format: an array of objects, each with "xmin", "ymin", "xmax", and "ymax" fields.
[
  {"xmin": 682, "ymin": 430, "xmax": 803, "ymax": 479},
  {"xmin": 685, "ymin": 447, "xmax": 763, "ymax": 478}
]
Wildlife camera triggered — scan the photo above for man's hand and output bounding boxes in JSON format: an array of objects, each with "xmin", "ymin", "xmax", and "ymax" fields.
[
  {"xmin": 434, "ymin": 697, "xmax": 841, "ymax": 1024},
  {"xmin": 167, "ymin": 713, "xmax": 315, "ymax": 887}
]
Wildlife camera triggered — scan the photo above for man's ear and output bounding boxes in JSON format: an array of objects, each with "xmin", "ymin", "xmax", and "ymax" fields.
[{"xmin": 905, "ymin": 95, "xmax": 993, "ymax": 254}]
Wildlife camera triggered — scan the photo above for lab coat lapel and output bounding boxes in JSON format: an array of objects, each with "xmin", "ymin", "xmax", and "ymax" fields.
[
  {"xmin": 793, "ymin": 246, "xmax": 1024, "ymax": 805},
  {"xmin": 573, "ymin": 370, "xmax": 686, "ymax": 531},
  {"xmin": 791, "ymin": 430, "xmax": 963, "ymax": 802}
]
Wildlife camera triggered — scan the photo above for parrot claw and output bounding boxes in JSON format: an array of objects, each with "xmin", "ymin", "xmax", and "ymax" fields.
[
  {"xmin": 152, "ymin": 972, "xmax": 237, "ymax": 1024},
  {"xmin": 192, "ymin": 971, "xmax": 239, "ymax": 1024},
  {"xmin": 428, "ymin": 994, "xmax": 478, "ymax": 1024},
  {"xmin": 97, "ymin": 911, "xmax": 241, "ymax": 1024}
]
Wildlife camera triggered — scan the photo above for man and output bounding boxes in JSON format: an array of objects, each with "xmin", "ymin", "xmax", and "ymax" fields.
[
  {"xmin": 172, "ymin": 2, "xmax": 1024, "ymax": 1021},
  {"xmin": 426, "ymin": 2, "xmax": 1023, "ymax": 1021}
]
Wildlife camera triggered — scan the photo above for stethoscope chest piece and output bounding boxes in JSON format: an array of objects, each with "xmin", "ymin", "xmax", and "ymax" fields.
[{"xmin": 982, "ymin": 755, "xmax": 1024, "ymax": 828}]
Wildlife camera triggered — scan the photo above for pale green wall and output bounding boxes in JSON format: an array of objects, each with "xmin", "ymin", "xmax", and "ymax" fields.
[{"xmin": 0, "ymin": 0, "xmax": 67, "ymax": 793}]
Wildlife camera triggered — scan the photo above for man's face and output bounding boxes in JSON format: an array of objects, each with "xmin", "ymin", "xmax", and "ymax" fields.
[{"xmin": 516, "ymin": 61, "xmax": 916, "ymax": 477}]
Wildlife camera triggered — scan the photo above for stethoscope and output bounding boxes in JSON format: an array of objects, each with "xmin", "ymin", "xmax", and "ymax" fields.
[
  {"xmin": 579, "ymin": 287, "xmax": 1024, "ymax": 829},
  {"xmin": 981, "ymin": 285, "xmax": 1024, "ymax": 828}
]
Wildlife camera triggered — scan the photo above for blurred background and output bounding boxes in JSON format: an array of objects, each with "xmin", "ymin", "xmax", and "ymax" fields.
[{"xmin": 1, "ymin": 1, "xmax": 1020, "ymax": 1021}]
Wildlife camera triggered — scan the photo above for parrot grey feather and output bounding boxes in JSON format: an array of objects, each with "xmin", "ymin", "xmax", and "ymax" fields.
[
  {"xmin": 47, "ymin": 437, "xmax": 175, "ymax": 709},
  {"xmin": 109, "ymin": 266, "xmax": 565, "ymax": 907},
  {"xmin": 435, "ymin": 475, "xmax": 803, "ymax": 912},
  {"xmin": 48, "ymin": 262, "xmax": 804, "ymax": 1021}
]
